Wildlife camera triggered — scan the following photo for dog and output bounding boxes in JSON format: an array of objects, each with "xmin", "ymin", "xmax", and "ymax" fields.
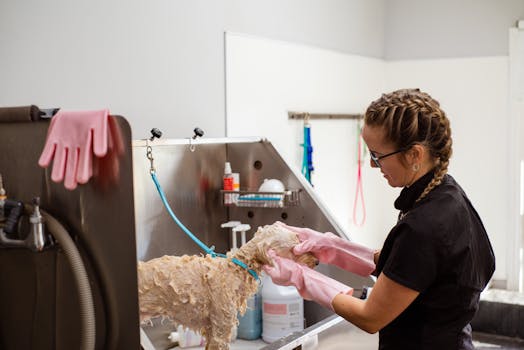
[{"xmin": 137, "ymin": 223, "xmax": 317, "ymax": 350}]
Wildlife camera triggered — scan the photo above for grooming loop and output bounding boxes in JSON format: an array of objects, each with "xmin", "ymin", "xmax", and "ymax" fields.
[{"xmin": 146, "ymin": 143, "xmax": 155, "ymax": 174}]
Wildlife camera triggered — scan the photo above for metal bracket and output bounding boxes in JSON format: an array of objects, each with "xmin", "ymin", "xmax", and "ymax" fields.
[{"xmin": 288, "ymin": 111, "xmax": 363, "ymax": 120}]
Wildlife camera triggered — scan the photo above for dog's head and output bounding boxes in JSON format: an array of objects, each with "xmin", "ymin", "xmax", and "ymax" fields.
[{"xmin": 246, "ymin": 224, "xmax": 318, "ymax": 269}]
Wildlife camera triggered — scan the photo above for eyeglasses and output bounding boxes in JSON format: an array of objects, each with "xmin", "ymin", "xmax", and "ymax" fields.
[{"xmin": 369, "ymin": 148, "xmax": 407, "ymax": 167}]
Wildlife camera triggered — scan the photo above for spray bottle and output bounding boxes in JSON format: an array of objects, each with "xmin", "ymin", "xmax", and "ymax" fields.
[{"xmin": 223, "ymin": 162, "xmax": 234, "ymax": 205}]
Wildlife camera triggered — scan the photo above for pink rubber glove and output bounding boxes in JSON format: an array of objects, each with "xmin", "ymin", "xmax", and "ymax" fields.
[
  {"xmin": 93, "ymin": 116, "xmax": 124, "ymax": 190},
  {"xmin": 276, "ymin": 222, "xmax": 375, "ymax": 276},
  {"xmin": 263, "ymin": 250, "xmax": 353, "ymax": 311},
  {"xmin": 38, "ymin": 109, "xmax": 109, "ymax": 190}
]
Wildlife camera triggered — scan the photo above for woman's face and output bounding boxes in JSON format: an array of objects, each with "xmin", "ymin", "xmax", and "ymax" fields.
[{"xmin": 361, "ymin": 124, "xmax": 415, "ymax": 188}]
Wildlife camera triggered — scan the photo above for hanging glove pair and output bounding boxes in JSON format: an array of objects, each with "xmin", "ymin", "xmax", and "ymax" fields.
[
  {"xmin": 38, "ymin": 109, "xmax": 123, "ymax": 190},
  {"xmin": 263, "ymin": 222, "xmax": 375, "ymax": 311}
]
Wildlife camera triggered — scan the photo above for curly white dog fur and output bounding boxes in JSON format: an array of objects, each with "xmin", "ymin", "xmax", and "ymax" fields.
[{"xmin": 137, "ymin": 223, "xmax": 316, "ymax": 350}]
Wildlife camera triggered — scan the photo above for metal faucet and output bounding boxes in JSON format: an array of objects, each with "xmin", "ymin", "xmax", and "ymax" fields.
[
  {"xmin": 27, "ymin": 197, "xmax": 45, "ymax": 252},
  {"xmin": 0, "ymin": 196, "xmax": 47, "ymax": 252}
]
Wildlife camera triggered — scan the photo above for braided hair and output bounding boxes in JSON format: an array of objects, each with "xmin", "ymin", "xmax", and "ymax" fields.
[{"xmin": 364, "ymin": 89, "xmax": 453, "ymax": 202}]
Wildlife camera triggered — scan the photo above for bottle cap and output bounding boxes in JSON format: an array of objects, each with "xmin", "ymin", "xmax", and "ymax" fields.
[
  {"xmin": 224, "ymin": 162, "xmax": 232, "ymax": 174},
  {"xmin": 232, "ymin": 224, "xmax": 251, "ymax": 233},
  {"xmin": 168, "ymin": 331, "xmax": 179, "ymax": 343}
]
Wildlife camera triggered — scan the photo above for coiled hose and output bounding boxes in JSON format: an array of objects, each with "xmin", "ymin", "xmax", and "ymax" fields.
[{"xmin": 41, "ymin": 209, "xmax": 96, "ymax": 350}]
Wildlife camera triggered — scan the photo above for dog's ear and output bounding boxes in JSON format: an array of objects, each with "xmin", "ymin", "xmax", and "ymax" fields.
[
  {"xmin": 295, "ymin": 252, "xmax": 318, "ymax": 269},
  {"xmin": 256, "ymin": 244, "xmax": 273, "ymax": 266}
]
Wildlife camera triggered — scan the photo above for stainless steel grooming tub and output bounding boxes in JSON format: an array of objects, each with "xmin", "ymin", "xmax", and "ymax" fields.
[{"xmin": 133, "ymin": 137, "xmax": 375, "ymax": 349}]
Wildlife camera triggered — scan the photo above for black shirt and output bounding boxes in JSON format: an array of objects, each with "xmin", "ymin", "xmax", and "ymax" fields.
[{"xmin": 376, "ymin": 172, "xmax": 495, "ymax": 350}]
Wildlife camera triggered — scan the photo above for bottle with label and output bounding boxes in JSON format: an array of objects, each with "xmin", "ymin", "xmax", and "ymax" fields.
[
  {"xmin": 261, "ymin": 274, "xmax": 304, "ymax": 343},
  {"xmin": 237, "ymin": 286, "xmax": 262, "ymax": 340},
  {"xmin": 231, "ymin": 172, "xmax": 240, "ymax": 204},
  {"xmin": 223, "ymin": 162, "xmax": 234, "ymax": 205}
]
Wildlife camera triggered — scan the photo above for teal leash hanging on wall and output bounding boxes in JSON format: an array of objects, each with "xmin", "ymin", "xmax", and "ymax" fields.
[{"xmin": 301, "ymin": 114, "xmax": 314, "ymax": 184}]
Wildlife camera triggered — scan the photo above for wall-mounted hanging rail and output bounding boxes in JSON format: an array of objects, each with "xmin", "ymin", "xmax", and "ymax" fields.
[{"xmin": 288, "ymin": 111, "xmax": 363, "ymax": 120}]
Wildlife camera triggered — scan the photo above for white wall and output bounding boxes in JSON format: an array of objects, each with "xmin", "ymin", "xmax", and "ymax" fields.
[
  {"xmin": 385, "ymin": 0, "xmax": 524, "ymax": 59},
  {"xmin": 509, "ymin": 27, "xmax": 524, "ymax": 290},
  {"xmin": 226, "ymin": 33, "xmax": 399, "ymax": 250},
  {"xmin": 0, "ymin": 0, "xmax": 386, "ymax": 140}
]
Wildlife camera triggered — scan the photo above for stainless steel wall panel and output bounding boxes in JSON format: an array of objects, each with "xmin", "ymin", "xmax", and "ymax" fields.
[
  {"xmin": 0, "ymin": 116, "xmax": 140, "ymax": 350},
  {"xmin": 133, "ymin": 141, "xmax": 229, "ymax": 260}
]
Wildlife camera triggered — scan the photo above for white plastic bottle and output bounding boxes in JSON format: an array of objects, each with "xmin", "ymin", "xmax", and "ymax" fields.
[
  {"xmin": 168, "ymin": 326, "xmax": 205, "ymax": 348},
  {"xmin": 261, "ymin": 274, "xmax": 304, "ymax": 343}
]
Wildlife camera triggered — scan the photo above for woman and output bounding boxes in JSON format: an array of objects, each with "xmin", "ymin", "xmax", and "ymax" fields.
[{"xmin": 264, "ymin": 88, "xmax": 495, "ymax": 350}]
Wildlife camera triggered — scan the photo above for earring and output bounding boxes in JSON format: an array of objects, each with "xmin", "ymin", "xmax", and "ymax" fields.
[{"xmin": 412, "ymin": 164, "xmax": 420, "ymax": 172}]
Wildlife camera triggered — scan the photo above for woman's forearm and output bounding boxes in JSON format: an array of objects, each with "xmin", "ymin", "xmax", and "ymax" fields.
[
  {"xmin": 331, "ymin": 273, "xmax": 419, "ymax": 335},
  {"xmin": 332, "ymin": 294, "xmax": 381, "ymax": 334}
]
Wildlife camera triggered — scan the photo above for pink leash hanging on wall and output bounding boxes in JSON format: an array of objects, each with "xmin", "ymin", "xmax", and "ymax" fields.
[{"xmin": 353, "ymin": 121, "xmax": 366, "ymax": 227}]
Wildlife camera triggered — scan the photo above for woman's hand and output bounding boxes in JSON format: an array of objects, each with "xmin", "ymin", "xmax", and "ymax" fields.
[
  {"xmin": 276, "ymin": 221, "xmax": 376, "ymax": 276},
  {"xmin": 263, "ymin": 249, "xmax": 353, "ymax": 311}
]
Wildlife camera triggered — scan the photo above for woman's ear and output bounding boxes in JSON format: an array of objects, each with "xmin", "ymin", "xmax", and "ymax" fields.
[{"xmin": 408, "ymin": 144, "xmax": 425, "ymax": 165}]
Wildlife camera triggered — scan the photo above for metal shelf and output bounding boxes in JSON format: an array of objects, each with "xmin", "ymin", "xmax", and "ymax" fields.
[{"xmin": 221, "ymin": 190, "xmax": 300, "ymax": 208}]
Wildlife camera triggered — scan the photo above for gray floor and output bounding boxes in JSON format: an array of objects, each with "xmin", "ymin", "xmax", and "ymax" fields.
[
  {"xmin": 142, "ymin": 315, "xmax": 524, "ymax": 350},
  {"xmin": 473, "ymin": 332, "xmax": 524, "ymax": 350}
]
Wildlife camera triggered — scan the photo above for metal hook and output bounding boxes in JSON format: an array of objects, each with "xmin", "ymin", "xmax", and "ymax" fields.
[
  {"xmin": 149, "ymin": 128, "xmax": 162, "ymax": 141},
  {"xmin": 188, "ymin": 127, "xmax": 204, "ymax": 152},
  {"xmin": 304, "ymin": 112, "xmax": 311, "ymax": 126}
]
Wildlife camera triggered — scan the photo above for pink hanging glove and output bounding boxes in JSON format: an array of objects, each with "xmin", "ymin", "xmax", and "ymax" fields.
[
  {"xmin": 93, "ymin": 116, "xmax": 125, "ymax": 190},
  {"xmin": 263, "ymin": 249, "xmax": 353, "ymax": 311},
  {"xmin": 276, "ymin": 222, "xmax": 375, "ymax": 276},
  {"xmin": 38, "ymin": 109, "xmax": 109, "ymax": 190}
]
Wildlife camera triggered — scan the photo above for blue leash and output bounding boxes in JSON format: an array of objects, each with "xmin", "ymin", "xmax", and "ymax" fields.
[
  {"xmin": 150, "ymin": 171, "xmax": 259, "ymax": 281},
  {"xmin": 301, "ymin": 122, "xmax": 314, "ymax": 184}
]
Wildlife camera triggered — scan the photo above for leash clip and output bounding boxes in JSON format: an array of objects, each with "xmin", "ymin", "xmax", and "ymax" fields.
[{"xmin": 146, "ymin": 143, "xmax": 155, "ymax": 174}]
